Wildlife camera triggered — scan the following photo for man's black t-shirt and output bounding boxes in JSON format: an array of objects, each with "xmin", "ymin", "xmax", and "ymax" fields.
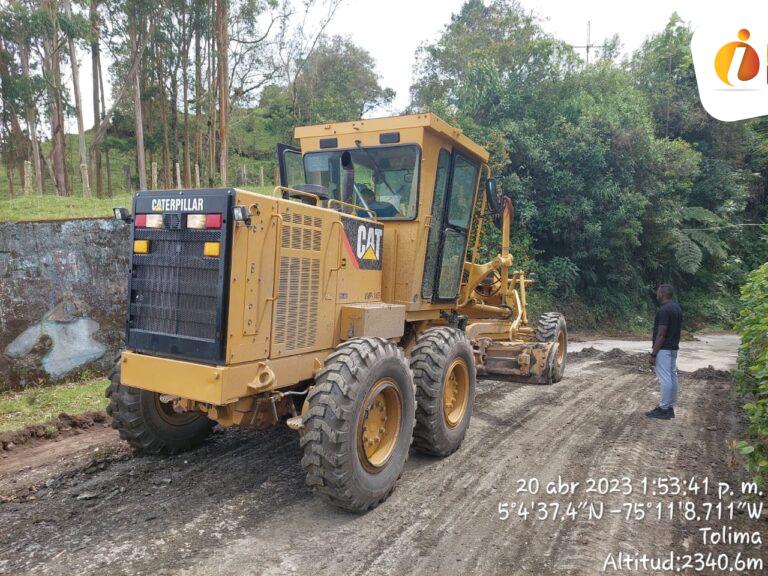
[{"xmin": 652, "ymin": 301, "xmax": 683, "ymax": 350}]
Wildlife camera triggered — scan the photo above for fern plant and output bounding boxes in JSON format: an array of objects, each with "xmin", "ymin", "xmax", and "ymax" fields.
[{"xmin": 670, "ymin": 206, "xmax": 727, "ymax": 274}]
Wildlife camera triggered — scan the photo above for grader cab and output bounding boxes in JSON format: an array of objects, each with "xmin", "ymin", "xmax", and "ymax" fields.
[{"xmin": 110, "ymin": 113, "xmax": 567, "ymax": 511}]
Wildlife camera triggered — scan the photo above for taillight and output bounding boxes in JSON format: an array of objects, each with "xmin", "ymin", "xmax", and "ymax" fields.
[
  {"xmin": 134, "ymin": 214, "xmax": 163, "ymax": 228},
  {"xmin": 187, "ymin": 213, "xmax": 222, "ymax": 229},
  {"xmin": 205, "ymin": 214, "xmax": 222, "ymax": 228}
]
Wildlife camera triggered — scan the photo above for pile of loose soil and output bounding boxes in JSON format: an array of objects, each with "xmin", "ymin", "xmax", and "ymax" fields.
[
  {"xmin": 0, "ymin": 411, "xmax": 109, "ymax": 451},
  {"xmin": 686, "ymin": 365, "xmax": 733, "ymax": 381},
  {"xmin": 567, "ymin": 346, "xmax": 602, "ymax": 360},
  {"xmin": 595, "ymin": 348, "xmax": 651, "ymax": 373}
]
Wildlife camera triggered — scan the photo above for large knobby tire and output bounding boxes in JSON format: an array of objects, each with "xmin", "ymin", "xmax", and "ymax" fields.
[
  {"xmin": 410, "ymin": 328, "xmax": 476, "ymax": 457},
  {"xmin": 300, "ymin": 338, "xmax": 415, "ymax": 512},
  {"xmin": 106, "ymin": 359, "xmax": 214, "ymax": 455},
  {"xmin": 536, "ymin": 312, "xmax": 568, "ymax": 383}
]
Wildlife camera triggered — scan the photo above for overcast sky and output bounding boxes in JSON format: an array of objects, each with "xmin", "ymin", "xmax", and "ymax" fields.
[{"xmin": 72, "ymin": 0, "xmax": 715, "ymax": 129}]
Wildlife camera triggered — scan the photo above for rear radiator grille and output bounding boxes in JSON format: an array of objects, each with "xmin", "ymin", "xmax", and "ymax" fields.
[
  {"xmin": 280, "ymin": 211, "xmax": 322, "ymax": 252},
  {"xmin": 130, "ymin": 228, "xmax": 221, "ymax": 340},
  {"xmin": 274, "ymin": 256, "xmax": 320, "ymax": 351}
]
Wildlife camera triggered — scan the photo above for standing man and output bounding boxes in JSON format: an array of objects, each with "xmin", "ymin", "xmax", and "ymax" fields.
[{"xmin": 647, "ymin": 284, "xmax": 683, "ymax": 420}]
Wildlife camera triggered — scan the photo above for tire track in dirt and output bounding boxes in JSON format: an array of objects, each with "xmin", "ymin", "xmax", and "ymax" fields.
[
  {"xmin": 367, "ymin": 364, "xmax": 648, "ymax": 575},
  {"xmin": 1, "ymin": 346, "xmax": 762, "ymax": 576}
]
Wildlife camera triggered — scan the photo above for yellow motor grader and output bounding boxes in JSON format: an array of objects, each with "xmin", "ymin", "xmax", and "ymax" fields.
[{"xmin": 110, "ymin": 113, "xmax": 567, "ymax": 511}]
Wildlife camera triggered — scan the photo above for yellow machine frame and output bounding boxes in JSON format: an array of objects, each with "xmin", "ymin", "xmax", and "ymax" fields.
[{"xmin": 120, "ymin": 113, "xmax": 554, "ymax": 425}]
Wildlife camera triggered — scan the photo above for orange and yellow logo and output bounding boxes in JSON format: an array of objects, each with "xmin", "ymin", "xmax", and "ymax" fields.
[
  {"xmin": 713, "ymin": 29, "xmax": 762, "ymax": 86},
  {"xmin": 691, "ymin": 7, "xmax": 768, "ymax": 122}
]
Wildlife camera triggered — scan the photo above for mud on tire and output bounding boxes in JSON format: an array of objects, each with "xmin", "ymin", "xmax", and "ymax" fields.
[
  {"xmin": 300, "ymin": 337, "xmax": 415, "ymax": 512},
  {"xmin": 410, "ymin": 328, "xmax": 476, "ymax": 457},
  {"xmin": 535, "ymin": 312, "xmax": 568, "ymax": 383},
  {"xmin": 106, "ymin": 359, "xmax": 213, "ymax": 455}
]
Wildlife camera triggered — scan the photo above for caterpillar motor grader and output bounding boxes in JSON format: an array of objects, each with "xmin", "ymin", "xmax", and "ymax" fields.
[{"xmin": 110, "ymin": 113, "xmax": 567, "ymax": 512}]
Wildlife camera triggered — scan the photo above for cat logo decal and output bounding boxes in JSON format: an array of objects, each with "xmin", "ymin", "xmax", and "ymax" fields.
[{"xmin": 341, "ymin": 216, "xmax": 383, "ymax": 271}]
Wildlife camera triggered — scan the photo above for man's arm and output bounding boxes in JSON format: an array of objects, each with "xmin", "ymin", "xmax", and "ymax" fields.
[{"xmin": 650, "ymin": 324, "xmax": 668, "ymax": 365}]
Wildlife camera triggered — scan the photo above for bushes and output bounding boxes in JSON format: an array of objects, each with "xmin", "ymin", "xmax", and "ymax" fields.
[{"xmin": 734, "ymin": 263, "xmax": 768, "ymax": 484}]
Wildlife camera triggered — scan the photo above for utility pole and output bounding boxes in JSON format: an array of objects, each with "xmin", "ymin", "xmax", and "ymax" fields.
[{"xmin": 572, "ymin": 21, "xmax": 607, "ymax": 66}]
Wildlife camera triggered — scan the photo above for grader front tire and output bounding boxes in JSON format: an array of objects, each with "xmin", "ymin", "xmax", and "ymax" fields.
[
  {"xmin": 106, "ymin": 360, "xmax": 214, "ymax": 455},
  {"xmin": 300, "ymin": 338, "xmax": 416, "ymax": 512},
  {"xmin": 536, "ymin": 312, "xmax": 568, "ymax": 383},
  {"xmin": 410, "ymin": 328, "xmax": 476, "ymax": 457}
]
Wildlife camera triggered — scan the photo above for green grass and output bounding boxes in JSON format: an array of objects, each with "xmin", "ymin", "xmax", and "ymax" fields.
[
  {"xmin": 0, "ymin": 379, "xmax": 109, "ymax": 433},
  {"xmin": 0, "ymin": 192, "xmax": 136, "ymax": 222},
  {"xmin": 1, "ymin": 128, "xmax": 281, "ymax": 222},
  {"xmin": 0, "ymin": 185, "xmax": 278, "ymax": 222}
]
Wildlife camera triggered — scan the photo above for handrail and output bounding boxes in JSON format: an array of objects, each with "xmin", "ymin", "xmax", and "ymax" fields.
[
  {"xmin": 254, "ymin": 213, "xmax": 283, "ymax": 331},
  {"xmin": 324, "ymin": 221, "xmax": 343, "ymax": 299},
  {"xmin": 327, "ymin": 198, "xmax": 377, "ymax": 219},
  {"xmin": 268, "ymin": 214, "xmax": 283, "ymax": 302},
  {"xmin": 272, "ymin": 186, "xmax": 320, "ymax": 203}
]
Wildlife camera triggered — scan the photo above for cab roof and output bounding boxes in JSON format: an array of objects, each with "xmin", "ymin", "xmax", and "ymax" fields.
[{"xmin": 293, "ymin": 113, "xmax": 490, "ymax": 163}]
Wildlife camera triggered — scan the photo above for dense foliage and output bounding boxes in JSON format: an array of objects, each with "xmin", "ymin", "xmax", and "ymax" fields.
[
  {"xmin": 735, "ymin": 262, "xmax": 768, "ymax": 483},
  {"xmin": 1, "ymin": 0, "xmax": 766, "ymax": 329},
  {"xmin": 410, "ymin": 0, "xmax": 768, "ymax": 327}
]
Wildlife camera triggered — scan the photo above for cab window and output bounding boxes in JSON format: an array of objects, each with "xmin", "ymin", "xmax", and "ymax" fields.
[{"xmin": 303, "ymin": 145, "xmax": 420, "ymax": 219}]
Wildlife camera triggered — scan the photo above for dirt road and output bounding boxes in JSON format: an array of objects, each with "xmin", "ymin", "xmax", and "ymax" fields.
[{"xmin": 1, "ymin": 335, "xmax": 765, "ymax": 575}]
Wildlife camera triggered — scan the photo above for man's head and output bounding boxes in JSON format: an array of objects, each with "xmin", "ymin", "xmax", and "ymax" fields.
[{"xmin": 656, "ymin": 284, "xmax": 674, "ymax": 303}]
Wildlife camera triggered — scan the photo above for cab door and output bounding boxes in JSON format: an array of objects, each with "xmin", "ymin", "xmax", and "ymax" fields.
[
  {"xmin": 277, "ymin": 143, "xmax": 304, "ymax": 187},
  {"xmin": 426, "ymin": 152, "xmax": 480, "ymax": 302}
]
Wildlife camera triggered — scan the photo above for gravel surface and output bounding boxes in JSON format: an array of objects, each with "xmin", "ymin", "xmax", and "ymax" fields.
[{"xmin": 1, "ymin": 335, "xmax": 764, "ymax": 576}]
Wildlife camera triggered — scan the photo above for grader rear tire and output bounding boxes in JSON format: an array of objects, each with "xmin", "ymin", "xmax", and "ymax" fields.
[
  {"xmin": 536, "ymin": 312, "xmax": 568, "ymax": 383},
  {"xmin": 106, "ymin": 360, "xmax": 213, "ymax": 455},
  {"xmin": 410, "ymin": 328, "xmax": 476, "ymax": 457},
  {"xmin": 300, "ymin": 337, "xmax": 415, "ymax": 512}
]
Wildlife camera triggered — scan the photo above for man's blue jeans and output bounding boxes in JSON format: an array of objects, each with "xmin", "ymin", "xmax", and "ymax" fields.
[{"xmin": 654, "ymin": 349, "xmax": 679, "ymax": 409}]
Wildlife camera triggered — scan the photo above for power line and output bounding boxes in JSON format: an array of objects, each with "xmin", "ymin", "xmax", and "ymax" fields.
[{"xmin": 682, "ymin": 223, "xmax": 766, "ymax": 232}]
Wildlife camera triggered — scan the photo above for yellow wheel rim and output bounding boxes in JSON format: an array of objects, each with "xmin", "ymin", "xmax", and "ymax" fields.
[
  {"xmin": 556, "ymin": 330, "xmax": 566, "ymax": 365},
  {"xmin": 358, "ymin": 379, "xmax": 402, "ymax": 472},
  {"xmin": 443, "ymin": 358, "xmax": 469, "ymax": 428},
  {"xmin": 153, "ymin": 393, "xmax": 199, "ymax": 426}
]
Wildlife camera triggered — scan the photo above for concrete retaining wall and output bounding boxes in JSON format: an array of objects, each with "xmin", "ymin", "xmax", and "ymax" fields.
[{"xmin": 0, "ymin": 219, "xmax": 130, "ymax": 390}]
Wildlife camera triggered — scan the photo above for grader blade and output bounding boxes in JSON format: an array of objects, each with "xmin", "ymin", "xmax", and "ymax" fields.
[{"xmin": 474, "ymin": 339, "xmax": 559, "ymax": 385}]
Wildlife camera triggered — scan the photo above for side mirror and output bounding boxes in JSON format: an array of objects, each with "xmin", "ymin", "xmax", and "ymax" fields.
[
  {"xmin": 485, "ymin": 179, "xmax": 502, "ymax": 227},
  {"xmin": 113, "ymin": 207, "xmax": 132, "ymax": 222}
]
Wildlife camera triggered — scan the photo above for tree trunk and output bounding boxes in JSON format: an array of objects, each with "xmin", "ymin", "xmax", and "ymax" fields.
[
  {"xmin": 42, "ymin": 0, "xmax": 69, "ymax": 196},
  {"xmin": 19, "ymin": 43, "xmax": 43, "ymax": 195},
  {"xmin": 215, "ymin": 0, "xmax": 228, "ymax": 186},
  {"xmin": 181, "ymin": 3, "xmax": 192, "ymax": 187},
  {"xmin": 97, "ymin": 51, "xmax": 112, "ymax": 196},
  {"xmin": 88, "ymin": 18, "xmax": 157, "ymax": 192},
  {"xmin": 63, "ymin": 0, "xmax": 89, "ymax": 195},
  {"xmin": 90, "ymin": 0, "xmax": 103, "ymax": 196},
  {"xmin": 207, "ymin": 2, "xmax": 216, "ymax": 186},
  {"xmin": 129, "ymin": 19, "xmax": 147, "ymax": 191},
  {"xmin": 155, "ymin": 45, "xmax": 172, "ymax": 188},
  {"xmin": 170, "ymin": 62, "xmax": 179, "ymax": 182},
  {"xmin": 194, "ymin": 24, "xmax": 203, "ymax": 178}
]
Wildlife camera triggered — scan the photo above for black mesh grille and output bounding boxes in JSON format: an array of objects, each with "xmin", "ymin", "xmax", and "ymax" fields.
[{"xmin": 130, "ymin": 227, "xmax": 222, "ymax": 341}]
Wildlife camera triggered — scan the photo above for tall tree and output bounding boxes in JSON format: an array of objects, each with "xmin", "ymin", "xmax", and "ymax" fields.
[
  {"xmin": 41, "ymin": 0, "xmax": 69, "ymax": 195},
  {"xmin": 128, "ymin": 8, "xmax": 147, "ymax": 190},
  {"xmin": 17, "ymin": 21, "xmax": 44, "ymax": 195},
  {"xmin": 89, "ymin": 0, "xmax": 103, "ymax": 195},
  {"xmin": 62, "ymin": 0, "xmax": 89, "ymax": 194},
  {"xmin": 215, "ymin": 0, "xmax": 228, "ymax": 185}
]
